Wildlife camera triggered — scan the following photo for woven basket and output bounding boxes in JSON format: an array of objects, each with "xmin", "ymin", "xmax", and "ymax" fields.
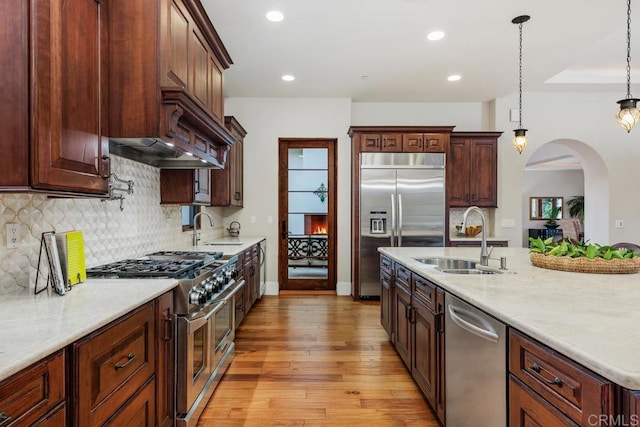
[{"xmin": 530, "ymin": 253, "xmax": 640, "ymax": 274}]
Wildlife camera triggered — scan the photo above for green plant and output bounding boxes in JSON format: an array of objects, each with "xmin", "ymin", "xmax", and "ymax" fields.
[
  {"xmin": 544, "ymin": 206, "xmax": 562, "ymax": 228},
  {"xmin": 567, "ymin": 196, "xmax": 584, "ymax": 222},
  {"xmin": 528, "ymin": 237, "xmax": 638, "ymax": 259}
]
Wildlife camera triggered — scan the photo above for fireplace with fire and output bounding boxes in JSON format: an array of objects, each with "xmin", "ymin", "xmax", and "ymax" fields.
[
  {"xmin": 288, "ymin": 214, "xmax": 328, "ymax": 268},
  {"xmin": 304, "ymin": 214, "xmax": 328, "ymax": 235}
]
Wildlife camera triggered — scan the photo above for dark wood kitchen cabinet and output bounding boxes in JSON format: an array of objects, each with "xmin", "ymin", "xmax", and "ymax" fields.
[
  {"xmin": 380, "ymin": 256, "xmax": 393, "ymax": 338},
  {"xmin": 211, "ymin": 116, "xmax": 247, "ymax": 207},
  {"xmin": 155, "ymin": 291, "xmax": 175, "ymax": 427},
  {"xmin": 402, "ymin": 133, "xmax": 449, "ymax": 153},
  {"xmin": 384, "ymin": 261, "xmax": 445, "ymax": 425},
  {"xmin": 73, "ymin": 302, "xmax": 156, "ymax": 426},
  {"xmin": 0, "ymin": 350, "xmax": 66, "ymax": 426},
  {"xmin": 107, "ymin": 0, "xmax": 235, "ymax": 166},
  {"xmin": 509, "ymin": 329, "xmax": 614, "ymax": 427},
  {"xmin": 160, "ymin": 168, "xmax": 211, "ymax": 205},
  {"xmin": 359, "ymin": 134, "xmax": 403, "ymax": 152},
  {"xmin": 243, "ymin": 244, "xmax": 260, "ymax": 315},
  {"xmin": 0, "ymin": 0, "xmax": 109, "ymax": 195},
  {"xmin": 447, "ymin": 132, "xmax": 502, "ymax": 207}
]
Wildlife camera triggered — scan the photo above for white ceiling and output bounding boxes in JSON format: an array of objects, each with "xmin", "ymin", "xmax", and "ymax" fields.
[{"xmin": 202, "ymin": 0, "xmax": 640, "ymax": 102}]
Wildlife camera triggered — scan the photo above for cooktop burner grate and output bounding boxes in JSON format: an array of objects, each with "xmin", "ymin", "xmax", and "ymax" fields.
[{"xmin": 86, "ymin": 258, "xmax": 203, "ymax": 278}]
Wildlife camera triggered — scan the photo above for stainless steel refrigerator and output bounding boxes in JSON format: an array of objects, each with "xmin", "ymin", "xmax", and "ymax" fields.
[{"xmin": 359, "ymin": 152, "xmax": 445, "ymax": 298}]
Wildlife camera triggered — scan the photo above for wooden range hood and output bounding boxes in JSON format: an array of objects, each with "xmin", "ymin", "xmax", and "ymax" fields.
[{"xmin": 107, "ymin": 0, "xmax": 235, "ymax": 169}]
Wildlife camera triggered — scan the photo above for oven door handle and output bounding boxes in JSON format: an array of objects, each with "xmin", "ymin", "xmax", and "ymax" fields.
[{"xmin": 185, "ymin": 301, "xmax": 224, "ymax": 333}]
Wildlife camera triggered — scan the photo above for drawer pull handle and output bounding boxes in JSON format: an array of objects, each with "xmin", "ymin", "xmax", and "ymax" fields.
[
  {"xmin": 164, "ymin": 316, "xmax": 173, "ymax": 341},
  {"xmin": 529, "ymin": 363, "xmax": 563, "ymax": 387},
  {"xmin": 0, "ymin": 412, "xmax": 11, "ymax": 427},
  {"xmin": 114, "ymin": 353, "xmax": 136, "ymax": 370}
]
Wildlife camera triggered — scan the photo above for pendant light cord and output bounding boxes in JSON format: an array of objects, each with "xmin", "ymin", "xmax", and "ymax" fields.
[
  {"xmin": 518, "ymin": 21, "xmax": 524, "ymax": 128},
  {"xmin": 626, "ymin": 0, "xmax": 633, "ymax": 99}
]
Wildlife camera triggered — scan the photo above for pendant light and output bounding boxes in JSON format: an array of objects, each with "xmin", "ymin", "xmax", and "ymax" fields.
[
  {"xmin": 512, "ymin": 15, "xmax": 530, "ymax": 154},
  {"xmin": 616, "ymin": 0, "xmax": 640, "ymax": 132}
]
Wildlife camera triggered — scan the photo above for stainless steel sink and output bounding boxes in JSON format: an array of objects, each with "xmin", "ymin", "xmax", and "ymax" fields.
[
  {"xmin": 413, "ymin": 257, "xmax": 501, "ymax": 274},
  {"xmin": 414, "ymin": 257, "xmax": 477, "ymax": 270}
]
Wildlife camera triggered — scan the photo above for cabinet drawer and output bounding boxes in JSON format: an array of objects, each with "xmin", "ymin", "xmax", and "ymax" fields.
[
  {"xmin": 0, "ymin": 350, "xmax": 65, "ymax": 426},
  {"xmin": 509, "ymin": 330, "xmax": 613, "ymax": 425},
  {"xmin": 380, "ymin": 255, "xmax": 393, "ymax": 275},
  {"xmin": 412, "ymin": 274, "xmax": 436, "ymax": 312},
  {"xmin": 395, "ymin": 264, "xmax": 411, "ymax": 290},
  {"xmin": 424, "ymin": 133, "xmax": 447, "ymax": 152},
  {"xmin": 75, "ymin": 303, "xmax": 155, "ymax": 426},
  {"xmin": 509, "ymin": 376, "xmax": 578, "ymax": 427}
]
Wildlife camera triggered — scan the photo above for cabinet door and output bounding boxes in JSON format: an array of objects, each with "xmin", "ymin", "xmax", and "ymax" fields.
[
  {"xmin": 232, "ymin": 140, "xmax": 244, "ymax": 207},
  {"xmin": 435, "ymin": 289, "xmax": 445, "ymax": 424},
  {"xmin": 424, "ymin": 133, "xmax": 448, "ymax": 153},
  {"xmin": 393, "ymin": 284, "xmax": 412, "ymax": 369},
  {"xmin": 381, "ymin": 133, "xmax": 403, "ymax": 152},
  {"xmin": 208, "ymin": 54, "xmax": 224, "ymax": 122},
  {"xmin": 380, "ymin": 270, "xmax": 392, "ymax": 337},
  {"xmin": 402, "ymin": 133, "xmax": 424, "ymax": 152},
  {"xmin": 31, "ymin": 0, "xmax": 109, "ymax": 194},
  {"xmin": 447, "ymin": 138, "xmax": 471, "ymax": 207},
  {"xmin": 190, "ymin": 26, "xmax": 211, "ymax": 110},
  {"xmin": 470, "ymin": 139, "xmax": 497, "ymax": 207},
  {"xmin": 104, "ymin": 379, "xmax": 156, "ymax": 427},
  {"xmin": 360, "ymin": 134, "xmax": 381, "ymax": 151},
  {"xmin": 234, "ymin": 285, "xmax": 245, "ymax": 329},
  {"xmin": 166, "ymin": 0, "xmax": 189, "ymax": 88},
  {"xmin": 411, "ymin": 299, "xmax": 437, "ymax": 407},
  {"xmin": 155, "ymin": 292, "xmax": 174, "ymax": 427},
  {"xmin": 509, "ymin": 376, "xmax": 578, "ymax": 427},
  {"xmin": 194, "ymin": 169, "xmax": 211, "ymax": 204}
]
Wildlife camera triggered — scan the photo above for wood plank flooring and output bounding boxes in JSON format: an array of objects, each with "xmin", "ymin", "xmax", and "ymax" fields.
[{"xmin": 198, "ymin": 295, "xmax": 438, "ymax": 426}]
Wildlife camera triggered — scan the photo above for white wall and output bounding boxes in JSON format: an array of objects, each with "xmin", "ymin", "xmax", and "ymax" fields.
[{"xmin": 223, "ymin": 98, "xmax": 352, "ymax": 295}]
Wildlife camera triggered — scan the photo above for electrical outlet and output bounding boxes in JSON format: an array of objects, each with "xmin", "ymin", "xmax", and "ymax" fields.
[
  {"xmin": 6, "ymin": 223, "xmax": 18, "ymax": 249},
  {"xmin": 615, "ymin": 219, "xmax": 624, "ymax": 228},
  {"xmin": 267, "ymin": 216, "xmax": 273, "ymax": 224},
  {"xmin": 250, "ymin": 216, "xmax": 256, "ymax": 224}
]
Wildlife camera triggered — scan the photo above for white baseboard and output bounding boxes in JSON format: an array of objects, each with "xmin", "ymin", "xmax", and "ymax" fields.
[
  {"xmin": 336, "ymin": 281, "xmax": 352, "ymax": 296},
  {"xmin": 263, "ymin": 281, "xmax": 352, "ymax": 296}
]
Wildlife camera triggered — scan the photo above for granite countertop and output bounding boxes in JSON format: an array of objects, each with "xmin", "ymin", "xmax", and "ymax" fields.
[
  {"xmin": 378, "ymin": 246, "xmax": 640, "ymax": 389},
  {"xmin": 0, "ymin": 278, "xmax": 177, "ymax": 382}
]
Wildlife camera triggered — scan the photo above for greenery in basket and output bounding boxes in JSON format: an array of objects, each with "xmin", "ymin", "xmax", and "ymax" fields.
[{"xmin": 528, "ymin": 237, "xmax": 639, "ymax": 260}]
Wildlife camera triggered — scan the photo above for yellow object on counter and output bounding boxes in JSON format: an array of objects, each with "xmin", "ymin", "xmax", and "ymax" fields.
[{"xmin": 55, "ymin": 230, "xmax": 86, "ymax": 286}]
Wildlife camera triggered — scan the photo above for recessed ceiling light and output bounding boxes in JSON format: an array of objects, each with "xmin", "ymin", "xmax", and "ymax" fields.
[
  {"xmin": 447, "ymin": 74, "xmax": 461, "ymax": 82},
  {"xmin": 360, "ymin": 75, "xmax": 369, "ymax": 80},
  {"xmin": 266, "ymin": 10, "xmax": 284, "ymax": 22},
  {"xmin": 427, "ymin": 31, "xmax": 445, "ymax": 41},
  {"xmin": 282, "ymin": 74, "xmax": 295, "ymax": 82}
]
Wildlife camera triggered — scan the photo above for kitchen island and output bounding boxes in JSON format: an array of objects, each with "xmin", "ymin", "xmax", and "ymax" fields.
[{"xmin": 380, "ymin": 246, "xmax": 640, "ymax": 425}]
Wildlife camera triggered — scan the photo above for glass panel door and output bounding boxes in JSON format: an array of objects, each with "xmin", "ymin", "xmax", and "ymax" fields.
[{"xmin": 287, "ymin": 148, "xmax": 328, "ymax": 280}]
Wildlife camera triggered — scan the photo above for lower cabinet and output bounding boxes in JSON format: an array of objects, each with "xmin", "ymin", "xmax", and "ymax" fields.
[
  {"xmin": 0, "ymin": 350, "xmax": 65, "ymax": 426},
  {"xmin": 0, "ymin": 290, "xmax": 175, "ymax": 427},
  {"xmin": 388, "ymin": 262, "xmax": 445, "ymax": 424},
  {"xmin": 509, "ymin": 329, "xmax": 614, "ymax": 427},
  {"xmin": 380, "ymin": 269, "xmax": 392, "ymax": 337},
  {"xmin": 73, "ymin": 302, "xmax": 156, "ymax": 426}
]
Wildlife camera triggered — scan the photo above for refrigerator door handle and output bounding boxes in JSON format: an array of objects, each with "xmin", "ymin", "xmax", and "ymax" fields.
[
  {"xmin": 390, "ymin": 193, "xmax": 396, "ymax": 246},
  {"xmin": 398, "ymin": 193, "xmax": 403, "ymax": 247}
]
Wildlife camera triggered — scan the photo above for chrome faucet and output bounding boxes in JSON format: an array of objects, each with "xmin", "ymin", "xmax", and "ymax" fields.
[
  {"xmin": 192, "ymin": 212, "xmax": 214, "ymax": 246},
  {"xmin": 462, "ymin": 206, "xmax": 492, "ymax": 266}
]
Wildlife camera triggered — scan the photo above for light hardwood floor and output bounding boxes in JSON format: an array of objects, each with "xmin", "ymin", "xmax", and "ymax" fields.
[{"xmin": 198, "ymin": 295, "xmax": 439, "ymax": 426}]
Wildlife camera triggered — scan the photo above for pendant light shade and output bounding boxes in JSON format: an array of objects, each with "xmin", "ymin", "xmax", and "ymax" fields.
[
  {"xmin": 512, "ymin": 15, "xmax": 530, "ymax": 154},
  {"xmin": 617, "ymin": 0, "xmax": 639, "ymax": 132}
]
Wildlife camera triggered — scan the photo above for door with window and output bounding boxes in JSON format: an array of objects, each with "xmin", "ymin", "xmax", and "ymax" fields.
[{"xmin": 278, "ymin": 139, "xmax": 337, "ymax": 291}]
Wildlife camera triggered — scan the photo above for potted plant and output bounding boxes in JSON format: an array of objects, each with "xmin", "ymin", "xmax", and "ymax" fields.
[{"xmin": 543, "ymin": 206, "xmax": 561, "ymax": 230}]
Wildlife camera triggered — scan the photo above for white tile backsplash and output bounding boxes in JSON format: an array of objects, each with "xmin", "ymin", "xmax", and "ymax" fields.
[{"xmin": 0, "ymin": 156, "xmax": 223, "ymax": 294}]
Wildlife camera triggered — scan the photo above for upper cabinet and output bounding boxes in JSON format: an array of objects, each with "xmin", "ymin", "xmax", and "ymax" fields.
[
  {"xmin": 160, "ymin": 169, "xmax": 211, "ymax": 205},
  {"xmin": 211, "ymin": 117, "xmax": 247, "ymax": 207},
  {"xmin": 0, "ymin": 0, "xmax": 110, "ymax": 195},
  {"xmin": 402, "ymin": 133, "xmax": 449, "ymax": 153},
  {"xmin": 107, "ymin": 0, "xmax": 235, "ymax": 167},
  {"xmin": 447, "ymin": 132, "xmax": 502, "ymax": 208}
]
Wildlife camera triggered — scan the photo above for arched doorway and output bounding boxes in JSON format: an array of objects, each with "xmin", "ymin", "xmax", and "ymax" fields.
[{"xmin": 522, "ymin": 139, "xmax": 609, "ymax": 244}]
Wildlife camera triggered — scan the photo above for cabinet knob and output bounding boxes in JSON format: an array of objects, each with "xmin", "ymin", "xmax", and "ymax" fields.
[{"xmin": 234, "ymin": 192, "xmax": 241, "ymax": 200}]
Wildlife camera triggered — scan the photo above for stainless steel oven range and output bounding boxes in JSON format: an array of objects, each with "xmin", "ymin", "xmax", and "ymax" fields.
[{"xmin": 86, "ymin": 251, "xmax": 245, "ymax": 427}]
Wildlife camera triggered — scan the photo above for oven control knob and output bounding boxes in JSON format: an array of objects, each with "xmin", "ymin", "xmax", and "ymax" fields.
[
  {"xmin": 188, "ymin": 288, "xmax": 202, "ymax": 305},
  {"xmin": 225, "ymin": 269, "xmax": 233, "ymax": 283},
  {"xmin": 204, "ymin": 279, "xmax": 215, "ymax": 294},
  {"xmin": 215, "ymin": 275, "xmax": 224, "ymax": 289}
]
